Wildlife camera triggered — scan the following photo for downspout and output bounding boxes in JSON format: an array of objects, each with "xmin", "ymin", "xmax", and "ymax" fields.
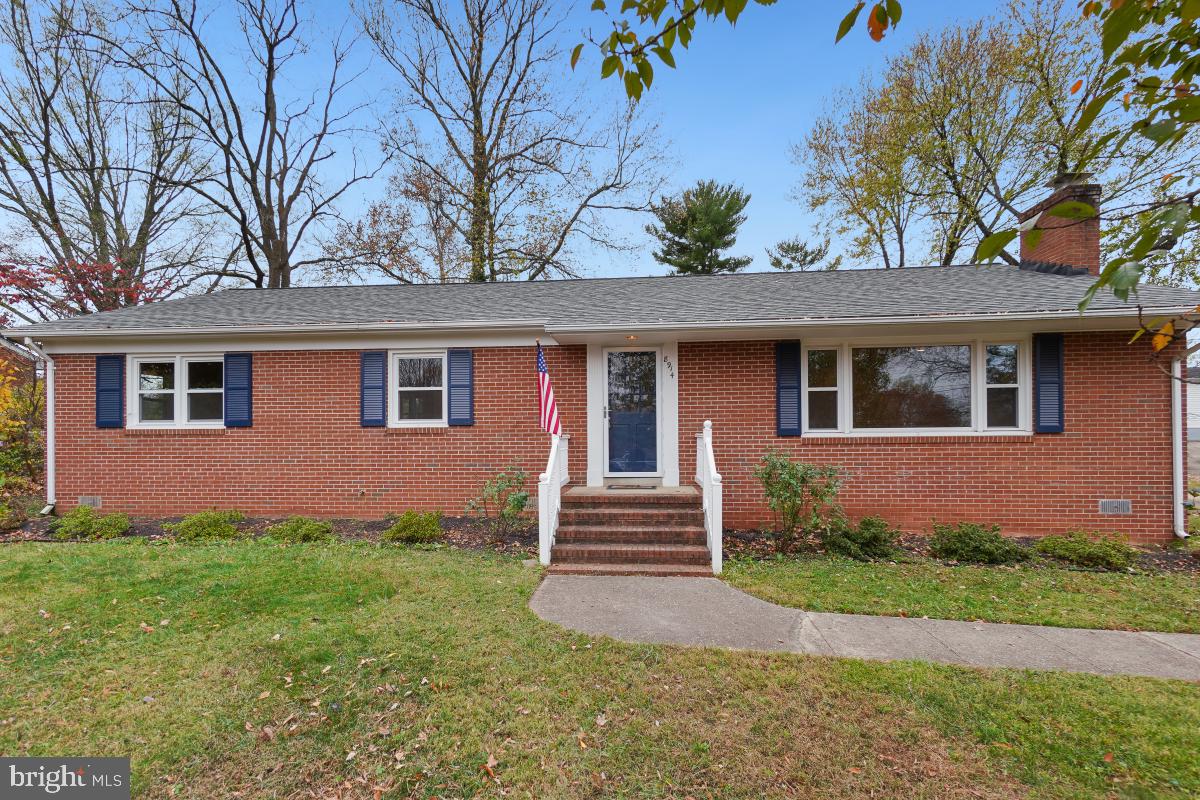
[
  {"xmin": 1171, "ymin": 357, "xmax": 1188, "ymax": 538},
  {"xmin": 20, "ymin": 337, "xmax": 55, "ymax": 515}
]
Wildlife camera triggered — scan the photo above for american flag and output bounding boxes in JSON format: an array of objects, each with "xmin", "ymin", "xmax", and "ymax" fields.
[{"xmin": 537, "ymin": 343, "xmax": 561, "ymax": 436}]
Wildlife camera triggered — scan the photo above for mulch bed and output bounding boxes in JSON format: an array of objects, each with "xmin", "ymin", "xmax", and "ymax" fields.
[
  {"xmin": 5, "ymin": 513, "xmax": 1197, "ymax": 574},
  {"xmin": 724, "ymin": 528, "xmax": 1200, "ymax": 574},
  {"xmin": 2, "ymin": 514, "xmax": 539, "ymax": 558}
]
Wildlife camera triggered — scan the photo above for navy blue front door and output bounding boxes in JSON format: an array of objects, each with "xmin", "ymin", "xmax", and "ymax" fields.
[{"xmin": 606, "ymin": 350, "xmax": 658, "ymax": 473}]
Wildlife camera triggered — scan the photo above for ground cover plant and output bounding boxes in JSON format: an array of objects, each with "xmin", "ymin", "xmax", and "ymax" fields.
[
  {"xmin": 162, "ymin": 510, "xmax": 245, "ymax": 543},
  {"xmin": 264, "ymin": 516, "xmax": 335, "ymax": 544},
  {"xmin": 49, "ymin": 506, "xmax": 131, "ymax": 541},
  {"xmin": 381, "ymin": 511, "xmax": 443, "ymax": 544},
  {"xmin": 929, "ymin": 522, "xmax": 1029, "ymax": 565},
  {"xmin": 1034, "ymin": 531, "xmax": 1139, "ymax": 571}
]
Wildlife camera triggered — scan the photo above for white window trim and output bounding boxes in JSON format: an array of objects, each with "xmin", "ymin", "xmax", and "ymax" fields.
[
  {"xmin": 387, "ymin": 350, "xmax": 448, "ymax": 428},
  {"xmin": 126, "ymin": 354, "xmax": 226, "ymax": 429},
  {"xmin": 799, "ymin": 335, "xmax": 1033, "ymax": 437}
]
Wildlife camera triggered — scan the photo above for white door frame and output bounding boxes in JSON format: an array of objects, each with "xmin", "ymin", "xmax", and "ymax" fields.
[{"xmin": 586, "ymin": 341, "xmax": 679, "ymax": 487}]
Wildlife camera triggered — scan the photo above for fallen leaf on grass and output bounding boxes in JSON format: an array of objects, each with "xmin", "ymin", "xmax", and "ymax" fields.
[
  {"xmin": 483, "ymin": 753, "xmax": 498, "ymax": 778},
  {"xmin": 1104, "ymin": 752, "xmax": 1114, "ymax": 763},
  {"xmin": 595, "ymin": 713, "xmax": 607, "ymax": 727},
  {"xmin": 139, "ymin": 623, "xmax": 155, "ymax": 634},
  {"xmin": 257, "ymin": 690, "xmax": 271, "ymax": 700}
]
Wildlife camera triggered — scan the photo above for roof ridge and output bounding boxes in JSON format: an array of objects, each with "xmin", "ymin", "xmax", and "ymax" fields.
[{"xmin": 225, "ymin": 263, "xmax": 1006, "ymax": 292}]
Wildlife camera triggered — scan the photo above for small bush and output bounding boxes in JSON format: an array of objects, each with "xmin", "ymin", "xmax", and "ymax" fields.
[
  {"xmin": 820, "ymin": 515, "xmax": 900, "ymax": 561},
  {"xmin": 754, "ymin": 452, "xmax": 843, "ymax": 544},
  {"xmin": 50, "ymin": 506, "xmax": 131, "ymax": 541},
  {"xmin": 929, "ymin": 522, "xmax": 1028, "ymax": 564},
  {"xmin": 164, "ymin": 510, "xmax": 245, "ymax": 542},
  {"xmin": 382, "ymin": 511, "xmax": 443, "ymax": 544},
  {"xmin": 266, "ymin": 516, "xmax": 335, "ymax": 544},
  {"xmin": 1034, "ymin": 531, "xmax": 1139, "ymax": 571},
  {"xmin": 466, "ymin": 465, "xmax": 530, "ymax": 535}
]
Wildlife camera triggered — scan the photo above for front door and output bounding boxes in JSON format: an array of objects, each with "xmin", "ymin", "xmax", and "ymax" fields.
[{"xmin": 605, "ymin": 348, "xmax": 660, "ymax": 475}]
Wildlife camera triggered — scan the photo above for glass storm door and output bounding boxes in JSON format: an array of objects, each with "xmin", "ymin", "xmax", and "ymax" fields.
[{"xmin": 605, "ymin": 349, "xmax": 659, "ymax": 474}]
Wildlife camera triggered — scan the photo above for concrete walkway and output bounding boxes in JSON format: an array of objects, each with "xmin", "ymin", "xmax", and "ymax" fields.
[{"xmin": 529, "ymin": 575, "xmax": 1200, "ymax": 681}]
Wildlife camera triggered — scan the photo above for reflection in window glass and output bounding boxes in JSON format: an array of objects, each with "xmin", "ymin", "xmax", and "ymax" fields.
[
  {"xmin": 806, "ymin": 349, "xmax": 839, "ymax": 430},
  {"xmin": 395, "ymin": 355, "xmax": 445, "ymax": 422},
  {"xmin": 852, "ymin": 346, "xmax": 971, "ymax": 429},
  {"xmin": 396, "ymin": 358, "xmax": 443, "ymax": 388},
  {"xmin": 985, "ymin": 344, "xmax": 1018, "ymax": 384},
  {"xmin": 985, "ymin": 343, "xmax": 1020, "ymax": 428},
  {"xmin": 139, "ymin": 362, "xmax": 174, "ymax": 391}
]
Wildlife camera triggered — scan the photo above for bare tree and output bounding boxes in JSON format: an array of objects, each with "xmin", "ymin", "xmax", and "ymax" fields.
[
  {"xmin": 358, "ymin": 0, "xmax": 663, "ymax": 282},
  {"xmin": 0, "ymin": 0, "xmax": 217, "ymax": 323},
  {"xmin": 91, "ymin": 0, "xmax": 383, "ymax": 288},
  {"xmin": 323, "ymin": 164, "xmax": 470, "ymax": 284}
]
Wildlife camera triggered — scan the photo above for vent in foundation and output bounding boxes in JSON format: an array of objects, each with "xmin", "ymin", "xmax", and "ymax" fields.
[
  {"xmin": 1098, "ymin": 499, "xmax": 1131, "ymax": 515},
  {"xmin": 77, "ymin": 496, "xmax": 102, "ymax": 509}
]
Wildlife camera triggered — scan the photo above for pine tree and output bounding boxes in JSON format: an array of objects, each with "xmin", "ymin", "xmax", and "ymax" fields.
[{"xmin": 645, "ymin": 180, "xmax": 753, "ymax": 275}]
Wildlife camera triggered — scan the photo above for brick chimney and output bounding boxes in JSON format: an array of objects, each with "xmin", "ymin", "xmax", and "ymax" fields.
[{"xmin": 1017, "ymin": 176, "xmax": 1101, "ymax": 275}]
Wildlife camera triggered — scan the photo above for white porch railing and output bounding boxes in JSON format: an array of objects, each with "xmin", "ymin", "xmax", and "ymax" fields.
[
  {"xmin": 694, "ymin": 420, "xmax": 723, "ymax": 575},
  {"xmin": 537, "ymin": 434, "xmax": 570, "ymax": 565}
]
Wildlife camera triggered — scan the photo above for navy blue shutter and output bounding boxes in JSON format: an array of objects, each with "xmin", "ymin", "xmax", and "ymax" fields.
[
  {"xmin": 360, "ymin": 351, "xmax": 387, "ymax": 427},
  {"xmin": 776, "ymin": 341, "xmax": 803, "ymax": 436},
  {"xmin": 95, "ymin": 354, "xmax": 125, "ymax": 429},
  {"xmin": 223, "ymin": 353, "xmax": 253, "ymax": 428},
  {"xmin": 1033, "ymin": 333, "xmax": 1064, "ymax": 433},
  {"xmin": 446, "ymin": 349, "xmax": 474, "ymax": 426}
]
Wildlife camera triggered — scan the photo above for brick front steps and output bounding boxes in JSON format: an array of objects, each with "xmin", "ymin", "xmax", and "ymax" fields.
[{"xmin": 547, "ymin": 488, "xmax": 712, "ymax": 576}]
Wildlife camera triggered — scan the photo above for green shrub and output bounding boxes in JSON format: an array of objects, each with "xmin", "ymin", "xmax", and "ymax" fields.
[
  {"xmin": 753, "ymin": 452, "xmax": 842, "ymax": 543},
  {"xmin": 50, "ymin": 506, "xmax": 131, "ymax": 541},
  {"xmin": 929, "ymin": 522, "xmax": 1028, "ymax": 564},
  {"xmin": 1034, "ymin": 531, "xmax": 1139, "ymax": 571},
  {"xmin": 382, "ymin": 511, "xmax": 443, "ymax": 544},
  {"xmin": 820, "ymin": 516, "xmax": 900, "ymax": 561},
  {"xmin": 466, "ymin": 465, "xmax": 530, "ymax": 535},
  {"xmin": 266, "ymin": 515, "xmax": 335, "ymax": 544},
  {"xmin": 164, "ymin": 510, "xmax": 245, "ymax": 542}
]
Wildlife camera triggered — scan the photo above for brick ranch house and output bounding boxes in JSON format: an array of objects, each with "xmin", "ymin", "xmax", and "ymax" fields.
[{"xmin": 3, "ymin": 183, "xmax": 1196, "ymax": 574}]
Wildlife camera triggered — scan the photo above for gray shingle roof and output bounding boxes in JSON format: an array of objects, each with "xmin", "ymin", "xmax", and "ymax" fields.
[{"xmin": 5, "ymin": 265, "xmax": 1198, "ymax": 337}]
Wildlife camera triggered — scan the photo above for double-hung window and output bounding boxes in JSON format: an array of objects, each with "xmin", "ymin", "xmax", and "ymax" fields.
[
  {"xmin": 389, "ymin": 351, "xmax": 447, "ymax": 426},
  {"xmin": 131, "ymin": 356, "xmax": 224, "ymax": 428},
  {"xmin": 799, "ymin": 339, "xmax": 1029, "ymax": 435}
]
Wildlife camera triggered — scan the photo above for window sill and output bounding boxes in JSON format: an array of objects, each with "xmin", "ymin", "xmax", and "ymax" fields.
[
  {"xmin": 384, "ymin": 426, "xmax": 450, "ymax": 436},
  {"xmin": 798, "ymin": 432, "xmax": 1034, "ymax": 445},
  {"xmin": 123, "ymin": 427, "xmax": 228, "ymax": 436}
]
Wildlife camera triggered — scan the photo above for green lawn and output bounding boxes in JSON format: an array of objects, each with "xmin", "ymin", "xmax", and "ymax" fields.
[
  {"xmin": 1, "ymin": 542, "xmax": 1197, "ymax": 798},
  {"xmin": 725, "ymin": 555, "xmax": 1200, "ymax": 633}
]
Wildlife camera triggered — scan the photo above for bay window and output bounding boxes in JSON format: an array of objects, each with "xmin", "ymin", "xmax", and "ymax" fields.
[
  {"xmin": 130, "ymin": 356, "xmax": 224, "ymax": 428},
  {"xmin": 800, "ymin": 338, "xmax": 1029, "ymax": 435}
]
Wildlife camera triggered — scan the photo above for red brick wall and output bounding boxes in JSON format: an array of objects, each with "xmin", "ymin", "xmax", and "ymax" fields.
[
  {"xmin": 678, "ymin": 333, "xmax": 1180, "ymax": 543},
  {"xmin": 54, "ymin": 345, "xmax": 587, "ymax": 518},
  {"xmin": 53, "ymin": 333, "xmax": 1183, "ymax": 542}
]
